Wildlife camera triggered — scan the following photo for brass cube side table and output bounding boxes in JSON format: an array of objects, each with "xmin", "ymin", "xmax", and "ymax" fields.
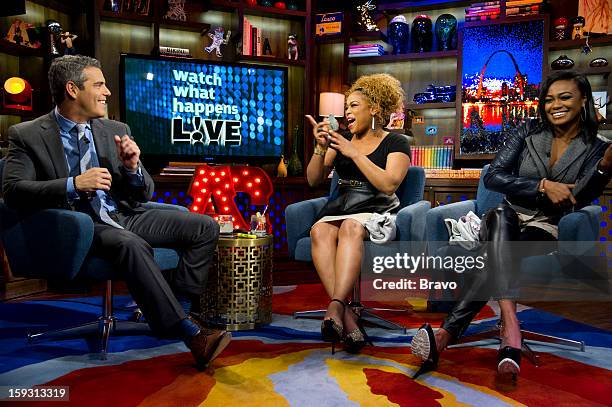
[{"xmin": 201, "ymin": 235, "xmax": 273, "ymax": 331}]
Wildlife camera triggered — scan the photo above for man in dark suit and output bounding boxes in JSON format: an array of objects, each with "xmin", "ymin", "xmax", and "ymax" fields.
[{"xmin": 2, "ymin": 55, "xmax": 230, "ymax": 369}]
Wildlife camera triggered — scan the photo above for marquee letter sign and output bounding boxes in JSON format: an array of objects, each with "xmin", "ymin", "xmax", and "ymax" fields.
[{"xmin": 188, "ymin": 164, "xmax": 273, "ymax": 231}]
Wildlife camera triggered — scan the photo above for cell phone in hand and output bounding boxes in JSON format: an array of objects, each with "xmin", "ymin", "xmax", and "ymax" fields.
[{"xmin": 328, "ymin": 114, "xmax": 339, "ymax": 131}]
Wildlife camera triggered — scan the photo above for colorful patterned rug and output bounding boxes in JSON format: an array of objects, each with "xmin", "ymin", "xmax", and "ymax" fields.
[{"xmin": 1, "ymin": 284, "xmax": 612, "ymax": 406}]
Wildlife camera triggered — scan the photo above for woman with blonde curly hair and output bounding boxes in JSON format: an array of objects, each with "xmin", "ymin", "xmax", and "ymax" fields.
[{"xmin": 305, "ymin": 73, "xmax": 411, "ymax": 353}]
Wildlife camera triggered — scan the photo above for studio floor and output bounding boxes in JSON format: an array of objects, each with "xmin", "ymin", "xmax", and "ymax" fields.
[{"xmin": 1, "ymin": 283, "xmax": 612, "ymax": 406}]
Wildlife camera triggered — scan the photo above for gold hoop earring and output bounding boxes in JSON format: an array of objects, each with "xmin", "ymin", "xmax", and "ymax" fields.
[
  {"xmin": 371, "ymin": 116, "xmax": 376, "ymax": 130},
  {"xmin": 581, "ymin": 106, "xmax": 587, "ymax": 121}
]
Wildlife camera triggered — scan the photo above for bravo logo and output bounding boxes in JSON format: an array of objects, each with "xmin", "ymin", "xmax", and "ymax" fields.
[{"xmin": 171, "ymin": 116, "xmax": 242, "ymax": 147}]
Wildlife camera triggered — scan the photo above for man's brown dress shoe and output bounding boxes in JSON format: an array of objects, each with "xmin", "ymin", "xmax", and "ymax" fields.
[{"xmin": 187, "ymin": 328, "xmax": 232, "ymax": 370}]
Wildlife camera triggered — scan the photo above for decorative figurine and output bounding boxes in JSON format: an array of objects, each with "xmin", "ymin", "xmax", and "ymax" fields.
[
  {"xmin": 263, "ymin": 38, "xmax": 272, "ymax": 55},
  {"xmin": 388, "ymin": 15, "xmax": 410, "ymax": 55},
  {"xmin": 553, "ymin": 17, "xmax": 569, "ymax": 41},
  {"xmin": 46, "ymin": 20, "xmax": 63, "ymax": 57},
  {"xmin": 25, "ymin": 26, "xmax": 43, "ymax": 49},
  {"xmin": 435, "ymin": 14, "xmax": 457, "ymax": 51},
  {"xmin": 135, "ymin": 0, "xmax": 150, "ymax": 15},
  {"xmin": 387, "ymin": 110, "xmax": 405, "ymax": 130},
  {"xmin": 277, "ymin": 155, "xmax": 288, "ymax": 178},
  {"xmin": 164, "ymin": 0, "xmax": 187, "ymax": 21},
  {"xmin": 590, "ymin": 57, "xmax": 609, "ymax": 67},
  {"xmin": 412, "ymin": 15, "xmax": 432, "ymax": 53},
  {"xmin": 205, "ymin": 26, "xmax": 231, "ymax": 58},
  {"xmin": 413, "ymin": 84, "xmax": 456, "ymax": 103},
  {"xmin": 60, "ymin": 31, "xmax": 78, "ymax": 55},
  {"xmin": 103, "ymin": 0, "xmax": 120, "ymax": 12},
  {"xmin": 287, "ymin": 34, "xmax": 299, "ymax": 60},
  {"xmin": 571, "ymin": 16, "xmax": 585, "ymax": 39},
  {"xmin": 354, "ymin": 0, "xmax": 379, "ymax": 32},
  {"xmin": 123, "ymin": 0, "xmax": 134, "ymax": 12},
  {"xmin": 581, "ymin": 36, "xmax": 592, "ymax": 54},
  {"xmin": 287, "ymin": 125, "xmax": 303, "ymax": 177},
  {"xmin": 551, "ymin": 54, "xmax": 575, "ymax": 70}
]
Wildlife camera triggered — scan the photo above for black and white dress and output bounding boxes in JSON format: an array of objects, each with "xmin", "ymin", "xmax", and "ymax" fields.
[{"xmin": 315, "ymin": 131, "xmax": 412, "ymax": 226}]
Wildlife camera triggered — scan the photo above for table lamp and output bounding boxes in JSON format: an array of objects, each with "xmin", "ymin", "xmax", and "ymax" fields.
[
  {"xmin": 318, "ymin": 92, "xmax": 345, "ymax": 118},
  {"xmin": 3, "ymin": 77, "xmax": 33, "ymax": 111}
]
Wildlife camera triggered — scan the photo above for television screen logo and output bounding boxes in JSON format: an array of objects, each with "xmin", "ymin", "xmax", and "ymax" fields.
[{"xmin": 171, "ymin": 116, "xmax": 242, "ymax": 147}]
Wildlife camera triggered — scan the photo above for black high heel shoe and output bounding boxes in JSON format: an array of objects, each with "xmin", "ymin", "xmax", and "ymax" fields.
[
  {"xmin": 321, "ymin": 299, "xmax": 345, "ymax": 354},
  {"xmin": 344, "ymin": 306, "xmax": 373, "ymax": 354},
  {"xmin": 497, "ymin": 346, "xmax": 521, "ymax": 381},
  {"xmin": 410, "ymin": 323, "xmax": 439, "ymax": 379}
]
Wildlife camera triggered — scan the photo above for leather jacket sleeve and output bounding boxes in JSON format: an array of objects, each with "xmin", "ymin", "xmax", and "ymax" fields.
[
  {"xmin": 483, "ymin": 120, "xmax": 541, "ymax": 199},
  {"xmin": 484, "ymin": 120, "xmax": 611, "ymax": 211},
  {"xmin": 572, "ymin": 139, "xmax": 611, "ymax": 207}
]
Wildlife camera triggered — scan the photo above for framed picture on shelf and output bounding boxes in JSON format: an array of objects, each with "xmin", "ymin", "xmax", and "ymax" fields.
[
  {"xmin": 579, "ymin": 0, "xmax": 611, "ymax": 34},
  {"xmin": 459, "ymin": 19, "xmax": 544, "ymax": 157},
  {"xmin": 593, "ymin": 91, "xmax": 608, "ymax": 119}
]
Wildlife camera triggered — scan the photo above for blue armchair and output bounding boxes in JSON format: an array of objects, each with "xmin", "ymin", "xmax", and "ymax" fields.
[
  {"xmin": 425, "ymin": 165, "xmax": 600, "ymax": 361},
  {"xmin": 285, "ymin": 166, "xmax": 431, "ymax": 330},
  {"xmin": 0, "ymin": 160, "xmax": 186, "ymax": 358}
]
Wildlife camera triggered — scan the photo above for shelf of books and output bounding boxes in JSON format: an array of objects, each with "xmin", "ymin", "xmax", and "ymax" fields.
[
  {"xmin": 412, "ymin": 145, "xmax": 454, "ymax": 169},
  {"xmin": 464, "ymin": 1, "xmax": 501, "ymax": 22},
  {"xmin": 241, "ymin": 15, "xmax": 304, "ymax": 62},
  {"xmin": 464, "ymin": 0, "xmax": 543, "ymax": 22}
]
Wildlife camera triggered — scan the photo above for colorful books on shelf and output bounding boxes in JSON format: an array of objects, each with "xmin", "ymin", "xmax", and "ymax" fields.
[
  {"xmin": 506, "ymin": 0, "xmax": 542, "ymax": 16},
  {"xmin": 411, "ymin": 145, "xmax": 454, "ymax": 169},
  {"xmin": 469, "ymin": 1, "xmax": 500, "ymax": 6},
  {"xmin": 506, "ymin": 0, "xmax": 542, "ymax": 6},
  {"xmin": 242, "ymin": 16, "xmax": 264, "ymax": 56},
  {"xmin": 348, "ymin": 44, "xmax": 384, "ymax": 58},
  {"xmin": 425, "ymin": 168, "xmax": 482, "ymax": 179},
  {"xmin": 465, "ymin": 0, "xmax": 500, "ymax": 21},
  {"xmin": 465, "ymin": 14, "xmax": 500, "ymax": 21}
]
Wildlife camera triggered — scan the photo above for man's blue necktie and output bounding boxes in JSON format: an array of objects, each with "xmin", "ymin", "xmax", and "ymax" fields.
[{"xmin": 74, "ymin": 123, "xmax": 123, "ymax": 229}]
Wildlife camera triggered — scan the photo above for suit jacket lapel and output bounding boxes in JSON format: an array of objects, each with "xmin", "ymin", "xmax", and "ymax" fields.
[
  {"xmin": 91, "ymin": 119, "xmax": 113, "ymax": 169},
  {"xmin": 551, "ymin": 137, "xmax": 587, "ymax": 180},
  {"xmin": 39, "ymin": 111, "xmax": 69, "ymax": 178},
  {"xmin": 525, "ymin": 130, "xmax": 551, "ymax": 178}
]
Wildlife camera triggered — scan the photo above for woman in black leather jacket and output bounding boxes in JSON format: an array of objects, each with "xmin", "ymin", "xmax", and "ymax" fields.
[{"xmin": 410, "ymin": 70, "xmax": 612, "ymax": 380}]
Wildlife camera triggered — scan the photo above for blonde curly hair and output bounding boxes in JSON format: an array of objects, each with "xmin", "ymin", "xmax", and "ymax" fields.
[{"xmin": 346, "ymin": 73, "xmax": 405, "ymax": 128}]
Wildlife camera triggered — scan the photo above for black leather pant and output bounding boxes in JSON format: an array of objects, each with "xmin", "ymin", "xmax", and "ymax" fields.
[{"xmin": 440, "ymin": 204, "xmax": 555, "ymax": 339}]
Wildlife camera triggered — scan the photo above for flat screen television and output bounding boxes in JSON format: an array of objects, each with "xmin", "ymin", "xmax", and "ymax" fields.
[{"xmin": 120, "ymin": 54, "xmax": 288, "ymax": 164}]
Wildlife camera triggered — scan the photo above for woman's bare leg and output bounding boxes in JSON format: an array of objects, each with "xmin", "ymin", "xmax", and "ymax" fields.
[
  {"xmin": 499, "ymin": 299, "xmax": 520, "ymax": 347},
  {"xmin": 311, "ymin": 221, "xmax": 341, "ymax": 321},
  {"xmin": 334, "ymin": 219, "xmax": 367, "ymax": 333},
  {"xmin": 434, "ymin": 328, "xmax": 453, "ymax": 353}
]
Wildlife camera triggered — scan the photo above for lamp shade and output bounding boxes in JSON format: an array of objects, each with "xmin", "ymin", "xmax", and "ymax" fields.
[
  {"xmin": 3, "ymin": 77, "xmax": 33, "ymax": 110},
  {"xmin": 318, "ymin": 92, "xmax": 345, "ymax": 117}
]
